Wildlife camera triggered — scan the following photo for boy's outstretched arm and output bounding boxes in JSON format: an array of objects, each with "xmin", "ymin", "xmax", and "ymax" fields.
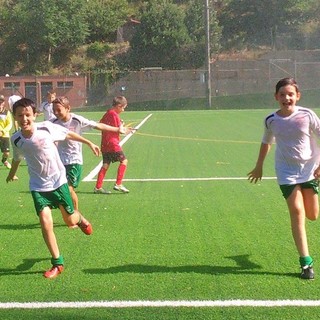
[
  {"xmin": 66, "ymin": 131, "xmax": 100, "ymax": 157},
  {"xmin": 6, "ymin": 159, "xmax": 21, "ymax": 182},
  {"xmin": 95, "ymin": 123, "xmax": 121, "ymax": 133},
  {"xmin": 247, "ymin": 143, "xmax": 271, "ymax": 183}
]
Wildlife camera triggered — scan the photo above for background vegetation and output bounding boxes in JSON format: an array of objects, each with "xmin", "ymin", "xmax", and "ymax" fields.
[{"xmin": 0, "ymin": 0, "xmax": 320, "ymax": 103}]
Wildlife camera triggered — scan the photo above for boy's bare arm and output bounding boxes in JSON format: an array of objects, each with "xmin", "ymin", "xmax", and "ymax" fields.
[
  {"xmin": 6, "ymin": 159, "xmax": 21, "ymax": 182},
  {"xmin": 95, "ymin": 123, "xmax": 120, "ymax": 133},
  {"xmin": 247, "ymin": 143, "xmax": 271, "ymax": 183}
]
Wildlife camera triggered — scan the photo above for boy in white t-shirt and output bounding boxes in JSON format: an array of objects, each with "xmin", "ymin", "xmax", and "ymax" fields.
[
  {"xmin": 248, "ymin": 77, "xmax": 320, "ymax": 280},
  {"xmin": 51, "ymin": 96, "xmax": 125, "ymax": 210},
  {"xmin": 6, "ymin": 98, "xmax": 101, "ymax": 279}
]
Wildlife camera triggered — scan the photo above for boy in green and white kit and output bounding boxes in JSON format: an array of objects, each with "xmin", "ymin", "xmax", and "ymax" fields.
[
  {"xmin": 52, "ymin": 96, "xmax": 125, "ymax": 210},
  {"xmin": 6, "ymin": 98, "xmax": 100, "ymax": 279}
]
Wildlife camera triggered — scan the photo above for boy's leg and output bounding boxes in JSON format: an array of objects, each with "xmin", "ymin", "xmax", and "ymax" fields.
[
  {"xmin": 114, "ymin": 157, "xmax": 129, "ymax": 193},
  {"xmin": 286, "ymin": 186, "xmax": 309, "ymax": 257},
  {"xmin": 39, "ymin": 207, "xmax": 60, "ymax": 259},
  {"xmin": 286, "ymin": 186, "xmax": 314, "ymax": 279},
  {"xmin": 60, "ymin": 206, "xmax": 92, "ymax": 235},
  {"xmin": 69, "ymin": 185, "xmax": 78, "ymax": 211},
  {"xmin": 39, "ymin": 207, "xmax": 64, "ymax": 278},
  {"xmin": 301, "ymin": 188, "xmax": 319, "ymax": 221},
  {"xmin": 95, "ymin": 163, "xmax": 110, "ymax": 189},
  {"xmin": 116, "ymin": 160, "xmax": 128, "ymax": 186}
]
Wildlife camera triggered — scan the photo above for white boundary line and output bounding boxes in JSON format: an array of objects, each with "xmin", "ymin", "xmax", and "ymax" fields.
[
  {"xmin": 2, "ymin": 299, "xmax": 320, "ymax": 309},
  {"xmin": 82, "ymin": 114, "xmax": 153, "ymax": 182},
  {"xmin": 83, "ymin": 177, "xmax": 277, "ymax": 182}
]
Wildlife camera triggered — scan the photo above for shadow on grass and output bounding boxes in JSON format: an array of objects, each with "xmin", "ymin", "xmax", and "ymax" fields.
[
  {"xmin": 83, "ymin": 254, "xmax": 298, "ymax": 279},
  {"xmin": 0, "ymin": 258, "xmax": 47, "ymax": 276},
  {"xmin": 77, "ymin": 191, "xmax": 128, "ymax": 196},
  {"xmin": 0, "ymin": 223, "xmax": 66, "ymax": 230}
]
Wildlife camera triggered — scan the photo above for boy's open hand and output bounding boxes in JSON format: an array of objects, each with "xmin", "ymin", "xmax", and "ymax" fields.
[
  {"xmin": 90, "ymin": 143, "xmax": 100, "ymax": 157},
  {"xmin": 247, "ymin": 167, "xmax": 262, "ymax": 184}
]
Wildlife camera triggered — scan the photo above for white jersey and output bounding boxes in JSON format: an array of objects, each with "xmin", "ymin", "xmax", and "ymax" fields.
[
  {"xmin": 39, "ymin": 101, "xmax": 56, "ymax": 121},
  {"xmin": 52, "ymin": 113, "xmax": 97, "ymax": 165},
  {"xmin": 263, "ymin": 106, "xmax": 320, "ymax": 185},
  {"xmin": 11, "ymin": 121, "xmax": 69, "ymax": 192}
]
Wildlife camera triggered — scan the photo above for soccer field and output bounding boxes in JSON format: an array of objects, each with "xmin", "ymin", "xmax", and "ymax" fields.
[{"xmin": 2, "ymin": 109, "xmax": 320, "ymax": 319}]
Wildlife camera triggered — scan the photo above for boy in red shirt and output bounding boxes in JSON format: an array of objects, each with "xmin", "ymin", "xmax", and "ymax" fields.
[{"xmin": 94, "ymin": 96, "xmax": 130, "ymax": 194}]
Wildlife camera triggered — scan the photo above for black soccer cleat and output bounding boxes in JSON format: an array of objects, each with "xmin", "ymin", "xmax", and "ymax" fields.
[{"xmin": 300, "ymin": 265, "xmax": 314, "ymax": 280}]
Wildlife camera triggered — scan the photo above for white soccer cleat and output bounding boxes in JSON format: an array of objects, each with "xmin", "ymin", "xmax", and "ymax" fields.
[{"xmin": 113, "ymin": 184, "xmax": 129, "ymax": 193}]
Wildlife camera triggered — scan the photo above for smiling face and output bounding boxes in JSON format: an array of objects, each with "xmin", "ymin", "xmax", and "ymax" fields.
[
  {"xmin": 53, "ymin": 102, "xmax": 70, "ymax": 122},
  {"xmin": 14, "ymin": 106, "xmax": 36, "ymax": 135},
  {"xmin": 275, "ymin": 84, "xmax": 300, "ymax": 116}
]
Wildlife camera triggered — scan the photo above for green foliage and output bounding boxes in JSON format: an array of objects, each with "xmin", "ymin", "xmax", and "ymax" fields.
[
  {"xmin": 219, "ymin": 0, "xmax": 317, "ymax": 50},
  {"xmin": 85, "ymin": 0, "xmax": 130, "ymax": 43},
  {"xmin": 87, "ymin": 42, "xmax": 113, "ymax": 60},
  {"xmin": 0, "ymin": 0, "xmax": 320, "ymax": 75},
  {"xmin": 0, "ymin": 0, "xmax": 89, "ymax": 73},
  {"xmin": 129, "ymin": 0, "xmax": 191, "ymax": 69}
]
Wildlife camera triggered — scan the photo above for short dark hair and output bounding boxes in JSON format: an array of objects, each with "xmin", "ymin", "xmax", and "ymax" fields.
[
  {"xmin": 275, "ymin": 78, "xmax": 299, "ymax": 94},
  {"xmin": 12, "ymin": 98, "xmax": 36, "ymax": 115}
]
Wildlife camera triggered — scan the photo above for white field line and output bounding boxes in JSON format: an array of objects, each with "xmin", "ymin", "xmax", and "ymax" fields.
[
  {"xmin": 3, "ymin": 300, "xmax": 320, "ymax": 309},
  {"xmin": 82, "ymin": 114, "xmax": 153, "ymax": 182},
  {"xmin": 83, "ymin": 176, "xmax": 277, "ymax": 182}
]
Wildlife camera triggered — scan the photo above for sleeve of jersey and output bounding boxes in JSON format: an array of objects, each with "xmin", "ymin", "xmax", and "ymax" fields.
[
  {"xmin": 78, "ymin": 115, "xmax": 97, "ymax": 131},
  {"xmin": 261, "ymin": 118, "xmax": 275, "ymax": 144},
  {"xmin": 47, "ymin": 121, "xmax": 69, "ymax": 141},
  {"xmin": 309, "ymin": 110, "xmax": 320, "ymax": 137},
  {"xmin": 11, "ymin": 135, "xmax": 24, "ymax": 161}
]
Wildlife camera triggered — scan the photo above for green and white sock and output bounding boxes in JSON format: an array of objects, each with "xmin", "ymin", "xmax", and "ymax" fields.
[
  {"xmin": 299, "ymin": 256, "xmax": 313, "ymax": 267},
  {"xmin": 51, "ymin": 255, "xmax": 64, "ymax": 266}
]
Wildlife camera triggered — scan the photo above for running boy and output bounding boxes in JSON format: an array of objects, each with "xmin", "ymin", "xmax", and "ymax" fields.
[
  {"xmin": 6, "ymin": 98, "xmax": 100, "ymax": 279},
  {"xmin": 52, "ymin": 96, "xmax": 124, "ymax": 209},
  {"xmin": 0, "ymin": 95, "xmax": 13, "ymax": 169},
  {"xmin": 248, "ymin": 77, "xmax": 320, "ymax": 280},
  {"xmin": 94, "ymin": 96, "xmax": 131, "ymax": 194}
]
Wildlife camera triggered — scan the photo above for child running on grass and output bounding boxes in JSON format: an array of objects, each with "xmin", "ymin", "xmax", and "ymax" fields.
[
  {"xmin": 248, "ymin": 77, "xmax": 320, "ymax": 280},
  {"xmin": 51, "ymin": 96, "xmax": 125, "ymax": 210},
  {"xmin": 6, "ymin": 98, "xmax": 100, "ymax": 279},
  {"xmin": 94, "ymin": 96, "xmax": 132, "ymax": 194}
]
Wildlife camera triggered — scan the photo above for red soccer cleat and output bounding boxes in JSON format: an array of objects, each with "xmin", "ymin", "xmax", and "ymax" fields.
[
  {"xmin": 78, "ymin": 217, "xmax": 93, "ymax": 235},
  {"xmin": 43, "ymin": 265, "xmax": 64, "ymax": 279}
]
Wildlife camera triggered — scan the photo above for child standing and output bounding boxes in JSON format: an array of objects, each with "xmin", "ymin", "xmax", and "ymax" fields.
[
  {"xmin": 0, "ymin": 95, "xmax": 13, "ymax": 169},
  {"xmin": 94, "ymin": 96, "xmax": 130, "ymax": 194},
  {"xmin": 52, "ymin": 96, "xmax": 124, "ymax": 209},
  {"xmin": 248, "ymin": 77, "xmax": 320, "ymax": 280},
  {"xmin": 6, "ymin": 98, "xmax": 100, "ymax": 279},
  {"xmin": 38, "ymin": 90, "xmax": 56, "ymax": 121}
]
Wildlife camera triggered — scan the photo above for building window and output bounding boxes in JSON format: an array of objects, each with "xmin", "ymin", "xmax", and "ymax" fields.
[
  {"xmin": 57, "ymin": 81, "xmax": 73, "ymax": 89},
  {"xmin": 4, "ymin": 82, "xmax": 20, "ymax": 90}
]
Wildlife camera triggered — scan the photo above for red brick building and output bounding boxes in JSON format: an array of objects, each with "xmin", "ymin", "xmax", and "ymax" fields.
[{"xmin": 0, "ymin": 74, "xmax": 87, "ymax": 108}]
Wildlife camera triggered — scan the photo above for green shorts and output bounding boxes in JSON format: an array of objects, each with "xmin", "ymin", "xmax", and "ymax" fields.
[
  {"xmin": 279, "ymin": 179, "xmax": 319, "ymax": 199},
  {"xmin": 65, "ymin": 164, "xmax": 82, "ymax": 188},
  {"xmin": 31, "ymin": 183, "xmax": 74, "ymax": 216}
]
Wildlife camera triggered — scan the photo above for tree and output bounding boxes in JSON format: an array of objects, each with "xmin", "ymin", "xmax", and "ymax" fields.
[
  {"xmin": 219, "ymin": 0, "xmax": 312, "ymax": 50},
  {"xmin": 184, "ymin": 0, "xmax": 221, "ymax": 59},
  {"xmin": 85, "ymin": 0, "xmax": 130, "ymax": 43},
  {"xmin": 0, "ymin": 0, "xmax": 89, "ymax": 73},
  {"xmin": 129, "ymin": 0, "xmax": 191, "ymax": 69}
]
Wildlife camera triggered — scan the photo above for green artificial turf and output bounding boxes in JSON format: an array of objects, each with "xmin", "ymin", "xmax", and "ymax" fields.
[{"xmin": 2, "ymin": 109, "xmax": 320, "ymax": 319}]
